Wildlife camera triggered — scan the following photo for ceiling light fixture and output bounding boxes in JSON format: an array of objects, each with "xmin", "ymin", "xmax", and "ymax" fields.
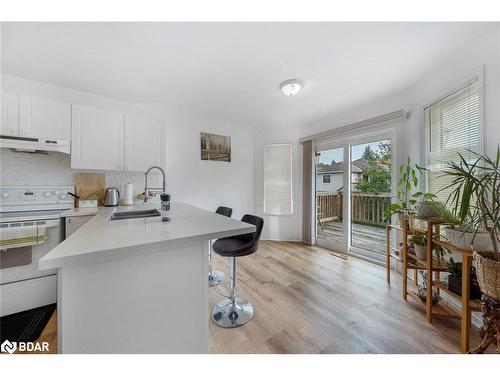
[{"xmin": 280, "ymin": 79, "xmax": 303, "ymax": 96}]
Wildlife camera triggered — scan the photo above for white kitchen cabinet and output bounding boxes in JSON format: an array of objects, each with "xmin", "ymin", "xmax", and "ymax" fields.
[
  {"xmin": 71, "ymin": 105, "xmax": 125, "ymax": 171},
  {"xmin": 124, "ymin": 114, "xmax": 164, "ymax": 172},
  {"xmin": 65, "ymin": 215, "xmax": 94, "ymax": 238},
  {"xmin": 1, "ymin": 92, "xmax": 19, "ymax": 136},
  {"xmin": 19, "ymin": 95, "xmax": 71, "ymax": 140}
]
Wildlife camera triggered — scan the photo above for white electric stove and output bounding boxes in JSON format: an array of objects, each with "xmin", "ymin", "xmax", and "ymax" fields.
[{"xmin": 0, "ymin": 186, "xmax": 74, "ymax": 317}]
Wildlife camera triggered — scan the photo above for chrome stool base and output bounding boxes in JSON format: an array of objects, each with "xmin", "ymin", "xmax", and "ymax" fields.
[
  {"xmin": 208, "ymin": 270, "xmax": 225, "ymax": 287},
  {"xmin": 212, "ymin": 297, "xmax": 254, "ymax": 328}
]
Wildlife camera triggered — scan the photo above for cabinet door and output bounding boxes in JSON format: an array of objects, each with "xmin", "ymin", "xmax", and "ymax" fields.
[
  {"xmin": 124, "ymin": 114, "xmax": 164, "ymax": 172},
  {"xmin": 65, "ymin": 215, "xmax": 94, "ymax": 238},
  {"xmin": 19, "ymin": 95, "xmax": 71, "ymax": 140},
  {"xmin": 1, "ymin": 92, "xmax": 19, "ymax": 136},
  {"xmin": 71, "ymin": 105, "xmax": 125, "ymax": 171}
]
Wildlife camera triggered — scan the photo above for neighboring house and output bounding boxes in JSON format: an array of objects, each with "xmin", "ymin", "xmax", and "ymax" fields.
[{"xmin": 316, "ymin": 159, "xmax": 367, "ymax": 192}]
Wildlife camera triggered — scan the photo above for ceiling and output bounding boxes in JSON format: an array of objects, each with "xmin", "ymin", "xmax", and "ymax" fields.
[{"xmin": 1, "ymin": 22, "xmax": 494, "ymax": 129}]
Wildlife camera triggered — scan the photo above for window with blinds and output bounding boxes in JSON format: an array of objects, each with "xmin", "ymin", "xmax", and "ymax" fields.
[
  {"xmin": 425, "ymin": 80, "xmax": 481, "ymax": 203},
  {"xmin": 264, "ymin": 144, "xmax": 293, "ymax": 215}
]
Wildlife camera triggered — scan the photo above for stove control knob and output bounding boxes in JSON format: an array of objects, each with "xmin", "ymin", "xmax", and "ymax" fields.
[
  {"xmin": 44, "ymin": 191, "xmax": 52, "ymax": 198},
  {"xmin": 59, "ymin": 194, "xmax": 67, "ymax": 200},
  {"xmin": 54, "ymin": 190, "xmax": 61, "ymax": 195},
  {"xmin": 1, "ymin": 192, "xmax": 8, "ymax": 199}
]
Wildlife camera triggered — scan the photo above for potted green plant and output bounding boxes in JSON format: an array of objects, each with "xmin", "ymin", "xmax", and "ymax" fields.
[
  {"xmin": 442, "ymin": 147, "xmax": 499, "ymax": 300},
  {"xmin": 446, "ymin": 257, "xmax": 482, "ymax": 299},
  {"xmin": 413, "ymin": 192, "xmax": 440, "ymax": 218},
  {"xmin": 410, "ymin": 234, "xmax": 447, "ymax": 261},
  {"xmin": 431, "ymin": 202, "xmax": 487, "ymax": 248},
  {"xmin": 410, "ymin": 234, "xmax": 427, "ymax": 260},
  {"xmin": 385, "ymin": 157, "xmax": 426, "ymax": 225}
]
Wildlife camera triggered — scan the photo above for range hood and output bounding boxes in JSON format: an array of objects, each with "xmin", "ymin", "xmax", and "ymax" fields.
[{"xmin": 0, "ymin": 135, "xmax": 70, "ymax": 154}]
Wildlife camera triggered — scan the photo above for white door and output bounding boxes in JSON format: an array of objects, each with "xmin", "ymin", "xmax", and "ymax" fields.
[
  {"xmin": 1, "ymin": 92, "xmax": 19, "ymax": 136},
  {"xmin": 124, "ymin": 114, "xmax": 164, "ymax": 172},
  {"xmin": 71, "ymin": 105, "xmax": 125, "ymax": 171},
  {"xmin": 19, "ymin": 95, "xmax": 71, "ymax": 140}
]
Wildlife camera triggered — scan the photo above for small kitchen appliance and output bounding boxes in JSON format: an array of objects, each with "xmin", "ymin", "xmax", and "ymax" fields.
[{"xmin": 103, "ymin": 188, "xmax": 120, "ymax": 207}]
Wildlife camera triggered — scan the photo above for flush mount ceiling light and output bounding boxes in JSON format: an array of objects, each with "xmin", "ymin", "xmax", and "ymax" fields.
[{"xmin": 280, "ymin": 79, "xmax": 303, "ymax": 96}]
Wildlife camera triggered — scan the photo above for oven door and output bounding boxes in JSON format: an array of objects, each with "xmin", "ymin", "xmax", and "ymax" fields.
[{"xmin": 0, "ymin": 218, "xmax": 61, "ymax": 316}]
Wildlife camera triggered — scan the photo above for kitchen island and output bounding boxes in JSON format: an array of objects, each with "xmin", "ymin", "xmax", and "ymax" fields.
[{"xmin": 39, "ymin": 202, "xmax": 255, "ymax": 354}]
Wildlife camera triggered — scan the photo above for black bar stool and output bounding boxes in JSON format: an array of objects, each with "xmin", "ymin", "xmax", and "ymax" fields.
[
  {"xmin": 211, "ymin": 214, "xmax": 264, "ymax": 328},
  {"xmin": 208, "ymin": 206, "xmax": 233, "ymax": 287}
]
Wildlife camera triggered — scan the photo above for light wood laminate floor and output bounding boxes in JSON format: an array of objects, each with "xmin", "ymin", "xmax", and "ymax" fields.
[{"xmin": 28, "ymin": 241, "xmax": 490, "ymax": 354}]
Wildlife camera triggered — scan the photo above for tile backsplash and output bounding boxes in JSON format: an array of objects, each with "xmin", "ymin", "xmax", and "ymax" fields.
[{"xmin": 0, "ymin": 148, "xmax": 158, "ymax": 195}]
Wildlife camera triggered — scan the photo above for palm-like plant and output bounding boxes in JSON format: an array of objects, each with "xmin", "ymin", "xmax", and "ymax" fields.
[{"xmin": 443, "ymin": 146, "xmax": 499, "ymax": 260}]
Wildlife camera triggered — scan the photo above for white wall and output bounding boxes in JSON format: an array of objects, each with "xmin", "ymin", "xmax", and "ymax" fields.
[
  {"xmin": 254, "ymin": 24, "xmax": 500, "ymax": 242},
  {"xmin": 0, "ymin": 75, "xmax": 254, "ymax": 220}
]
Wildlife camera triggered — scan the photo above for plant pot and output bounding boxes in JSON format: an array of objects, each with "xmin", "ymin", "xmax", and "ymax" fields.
[
  {"xmin": 414, "ymin": 243, "xmax": 427, "ymax": 261},
  {"xmin": 443, "ymin": 227, "xmax": 493, "ymax": 251},
  {"xmin": 397, "ymin": 212, "xmax": 415, "ymax": 229},
  {"xmin": 416, "ymin": 201, "xmax": 440, "ymax": 218},
  {"xmin": 447, "ymin": 274, "xmax": 482, "ymax": 300},
  {"xmin": 473, "ymin": 251, "xmax": 500, "ymax": 300}
]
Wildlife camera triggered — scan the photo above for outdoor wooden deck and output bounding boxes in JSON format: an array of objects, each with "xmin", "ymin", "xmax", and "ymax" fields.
[{"xmin": 317, "ymin": 221, "xmax": 387, "ymax": 255}]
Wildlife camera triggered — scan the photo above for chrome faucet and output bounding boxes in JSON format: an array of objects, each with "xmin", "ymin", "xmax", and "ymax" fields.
[{"xmin": 144, "ymin": 166, "xmax": 166, "ymax": 203}]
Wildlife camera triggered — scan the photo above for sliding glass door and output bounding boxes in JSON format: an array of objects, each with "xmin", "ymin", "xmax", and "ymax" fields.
[
  {"xmin": 314, "ymin": 131, "xmax": 396, "ymax": 264},
  {"xmin": 315, "ymin": 146, "xmax": 346, "ymax": 250},
  {"xmin": 349, "ymin": 138, "xmax": 392, "ymax": 262}
]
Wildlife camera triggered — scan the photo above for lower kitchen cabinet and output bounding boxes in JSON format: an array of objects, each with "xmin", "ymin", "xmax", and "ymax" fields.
[{"xmin": 65, "ymin": 215, "xmax": 94, "ymax": 238}]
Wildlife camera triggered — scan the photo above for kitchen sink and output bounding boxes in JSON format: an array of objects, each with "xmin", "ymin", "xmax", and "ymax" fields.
[{"xmin": 110, "ymin": 209, "xmax": 161, "ymax": 221}]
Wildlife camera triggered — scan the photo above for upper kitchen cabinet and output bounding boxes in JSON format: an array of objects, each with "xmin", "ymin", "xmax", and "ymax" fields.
[
  {"xmin": 124, "ymin": 114, "xmax": 165, "ymax": 172},
  {"xmin": 71, "ymin": 105, "xmax": 125, "ymax": 171},
  {"xmin": 1, "ymin": 92, "xmax": 20, "ymax": 136},
  {"xmin": 19, "ymin": 95, "xmax": 71, "ymax": 140}
]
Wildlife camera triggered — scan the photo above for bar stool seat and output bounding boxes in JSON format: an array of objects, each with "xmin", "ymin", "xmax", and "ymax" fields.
[
  {"xmin": 211, "ymin": 214, "xmax": 263, "ymax": 328},
  {"xmin": 212, "ymin": 234, "xmax": 256, "ymax": 257}
]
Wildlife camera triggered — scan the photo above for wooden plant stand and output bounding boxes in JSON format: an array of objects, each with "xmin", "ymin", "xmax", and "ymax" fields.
[{"xmin": 386, "ymin": 215, "xmax": 481, "ymax": 353}]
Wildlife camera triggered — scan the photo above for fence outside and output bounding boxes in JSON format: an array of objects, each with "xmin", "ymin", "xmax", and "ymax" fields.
[{"xmin": 316, "ymin": 192, "xmax": 392, "ymax": 227}]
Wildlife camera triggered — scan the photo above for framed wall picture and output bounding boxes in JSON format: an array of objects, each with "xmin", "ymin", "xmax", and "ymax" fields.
[{"xmin": 200, "ymin": 132, "xmax": 231, "ymax": 162}]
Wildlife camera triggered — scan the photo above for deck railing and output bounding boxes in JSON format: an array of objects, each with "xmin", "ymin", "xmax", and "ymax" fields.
[{"xmin": 316, "ymin": 192, "xmax": 392, "ymax": 226}]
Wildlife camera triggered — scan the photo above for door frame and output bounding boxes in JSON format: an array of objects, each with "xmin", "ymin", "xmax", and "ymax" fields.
[{"xmin": 312, "ymin": 118, "xmax": 403, "ymax": 264}]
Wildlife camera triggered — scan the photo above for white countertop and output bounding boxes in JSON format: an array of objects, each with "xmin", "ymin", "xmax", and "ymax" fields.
[
  {"xmin": 40, "ymin": 202, "xmax": 255, "ymax": 269},
  {"xmin": 60, "ymin": 207, "xmax": 101, "ymax": 217}
]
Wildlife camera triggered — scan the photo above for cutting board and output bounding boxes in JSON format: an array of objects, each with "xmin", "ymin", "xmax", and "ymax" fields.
[{"xmin": 75, "ymin": 173, "xmax": 106, "ymax": 202}]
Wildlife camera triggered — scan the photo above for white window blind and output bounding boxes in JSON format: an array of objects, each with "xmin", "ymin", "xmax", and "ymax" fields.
[
  {"xmin": 425, "ymin": 81, "xmax": 481, "ymax": 203},
  {"xmin": 264, "ymin": 144, "xmax": 293, "ymax": 215}
]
